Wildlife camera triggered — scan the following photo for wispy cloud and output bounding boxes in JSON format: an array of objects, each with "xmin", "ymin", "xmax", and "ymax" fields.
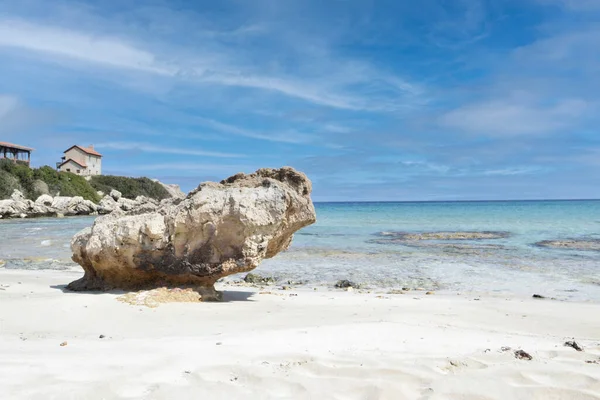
[
  {"xmin": 440, "ymin": 98, "xmax": 590, "ymax": 136},
  {"xmin": 0, "ymin": 19, "xmax": 172, "ymax": 75},
  {"xmin": 0, "ymin": 16, "xmax": 422, "ymax": 112},
  {"xmin": 97, "ymin": 142, "xmax": 243, "ymax": 158}
]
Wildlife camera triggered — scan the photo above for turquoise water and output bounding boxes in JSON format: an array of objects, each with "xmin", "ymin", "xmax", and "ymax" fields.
[{"xmin": 1, "ymin": 201, "xmax": 599, "ymax": 300}]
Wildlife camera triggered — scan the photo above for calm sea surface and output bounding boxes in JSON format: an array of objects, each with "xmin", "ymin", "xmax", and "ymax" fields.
[{"xmin": 1, "ymin": 201, "xmax": 599, "ymax": 301}]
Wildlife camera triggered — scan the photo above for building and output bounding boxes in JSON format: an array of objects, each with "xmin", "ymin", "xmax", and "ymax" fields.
[
  {"xmin": 57, "ymin": 145, "xmax": 102, "ymax": 176},
  {"xmin": 0, "ymin": 141, "xmax": 33, "ymax": 166}
]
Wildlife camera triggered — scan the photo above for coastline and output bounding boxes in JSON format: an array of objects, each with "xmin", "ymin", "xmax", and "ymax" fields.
[{"xmin": 1, "ymin": 268, "xmax": 599, "ymax": 399}]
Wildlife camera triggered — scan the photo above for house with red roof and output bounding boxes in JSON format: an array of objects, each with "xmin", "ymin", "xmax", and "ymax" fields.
[{"xmin": 57, "ymin": 145, "xmax": 102, "ymax": 176}]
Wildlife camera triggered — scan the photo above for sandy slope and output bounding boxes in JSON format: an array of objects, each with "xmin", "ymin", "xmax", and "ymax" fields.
[{"xmin": 0, "ymin": 268, "xmax": 599, "ymax": 400}]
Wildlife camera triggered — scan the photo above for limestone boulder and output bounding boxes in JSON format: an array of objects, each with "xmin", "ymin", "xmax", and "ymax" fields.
[
  {"xmin": 98, "ymin": 195, "xmax": 118, "ymax": 213},
  {"xmin": 110, "ymin": 189, "xmax": 122, "ymax": 201},
  {"xmin": 153, "ymin": 179, "xmax": 186, "ymax": 199},
  {"xmin": 67, "ymin": 167, "xmax": 316, "ymax": 300},
  {"xmin": 35, "ymin": 194, "xmax": 54, "ymax": 207},
  {"xmin": 52, "ymin": 196, "xmax": 97, "ymax": 216}
]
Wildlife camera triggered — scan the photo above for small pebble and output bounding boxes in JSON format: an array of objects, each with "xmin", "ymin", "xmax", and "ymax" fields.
[
  {"xmin": 216, "ymin": 342, "xmax": 223, "ymax": 346},
  {"xmin": 99, "ymin": 335, "xmax": 105, "ymax": 339},
  {"xmin": 60, "ymin": 342, "xmax": 68, "ymax": 347},
  {"xmin": 426, "ymin": 291, "xmax": 434, "ymax": 295},
  {"xmin": 514, "ymin": 349, "xmax": 533, "ymax": 360}
]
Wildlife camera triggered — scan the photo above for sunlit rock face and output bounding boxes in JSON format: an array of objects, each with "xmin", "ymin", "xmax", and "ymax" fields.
[{"xmin": 67, "ymin": 167, "xmax": 316, "ymax": 300}]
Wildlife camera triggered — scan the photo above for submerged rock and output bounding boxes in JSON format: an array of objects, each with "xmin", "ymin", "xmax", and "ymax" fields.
[
  {"xmin": 244, "ymin": 273, "xmax": 277, "ymax": 285},
  {"xmin": 67, "ymin": 167, "xmax": 316, "ymax": 300},
  {"xmin": 334, "ymin": 279, "xmax": 360, "ymax": 289},
  {"xmin": 535, "ymin": 240, "xmax": 600, "ymax": 252},
  {"xmin": 376, "ymin": 231, "xmax": 510, "ymax": 241}
]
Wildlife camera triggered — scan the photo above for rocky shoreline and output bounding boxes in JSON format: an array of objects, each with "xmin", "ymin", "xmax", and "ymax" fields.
[{"xmin": 0, "ymin": 189, "xmax": 166, "ymax": 219}]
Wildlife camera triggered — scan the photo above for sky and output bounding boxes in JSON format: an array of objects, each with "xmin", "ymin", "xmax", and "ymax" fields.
[{"xmin": 0, "ymin": 0, "xmax": 599, "ymax": 201}]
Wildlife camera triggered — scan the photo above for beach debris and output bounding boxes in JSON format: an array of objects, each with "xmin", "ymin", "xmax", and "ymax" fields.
[
  {"xmin": 334, "ymin": 280, "xmax": 360, "ymax": 289},
  {"xmin": 59, "ymin": 341, "xmax": 68, "ymax": 347},
  {"xmin": 67, "ymin": 168, "xmax": 316, "ymax": 300},
  {"xmin": 514, "ymin": 350, "xmax": 533, "ymax": 360},
  {"xmin": 387, "ymin": 289, "xmax": 405, "ymax": 295},
  {"xmin": 501, "ymin": 346, "xmax": 512, "ymax": 352},
  {"xmin": 426, "ymin": 291, "xmax": 434, "ymax": 295},
  {"xmin": 244, "ymin": 273, "xmax": 276, "ymax": 285},
  {"xmin": 564, "ymin": 341, "xmax": 584, "ymax": 352},
  {"xmin": 585, "ymin": 360, "xmax": 599, "ymax": 364},
  {"xmin": 532, "ymin": 294, "xmax": 546, "ymax": 299}
]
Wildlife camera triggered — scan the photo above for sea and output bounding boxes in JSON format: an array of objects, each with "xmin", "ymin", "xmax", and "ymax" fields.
[{"xmin": 1, "ymin": 200, "xmax": 599, "ymax": 301}]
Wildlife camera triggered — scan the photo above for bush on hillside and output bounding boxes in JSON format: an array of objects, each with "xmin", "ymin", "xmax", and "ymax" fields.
[
  {"xmin": 0, "ymin": 159, "xmax": 34, "ymax": 197},
  {"xmin": 0, "ymin": 161, "xmax": 100, "ymax": 202},
  {"xmin": 0, "ymin": 161, "xmax": 169, "ymax": 203},
  {"xmin": 0, "ymin": 169, "xmax": 23, "ymax": 199},
  {"xmin": 33, "ymin": 166, "xmax": 101, "ymax": 202},
  {"xmin": 90, "ymin": 175, "xmax": 171, "ymax": 200}
]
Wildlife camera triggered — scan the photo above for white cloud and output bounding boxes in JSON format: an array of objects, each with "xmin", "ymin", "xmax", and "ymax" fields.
[
  {"xmin": 482, "ymin": 167, "xmax": 542, "ymax": 176},
  {"xmin": 97, "ymin": 142, "xmax": 244, "ymax": 158},
  {"xmin": 193, "ymin": 117, "xmax": 314, "ymax": 143},
  {"xmin": 536, "ymin": 0, "xmax": 600, "ymax": 10},
  {"xmin": 0, "ymin": 16, "xmax": 423, "ymax": 112},
  {"xmin": 0, "ymin": 19, "xmax": 173, "ymax": 75},
  {"xmin": 128, "ymin": 162, "xmax": 256, "ymax": 173},
  {"xmin": 0, "ymin": 95, "xmax": 20, "ymax": 121},
  {"xmin": 440, "ymin": 98, "xmax": 589, "ymax": 136}
]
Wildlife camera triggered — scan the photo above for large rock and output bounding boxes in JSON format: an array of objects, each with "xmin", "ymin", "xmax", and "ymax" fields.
[
  {"xmin": 67, "ymin": 167, "xmax": 316, "ymax": 300},
  {"xmin": 52, "ymin": 196, "xmax": 97, "ymax": 216},
  {"xmin": 35, "ymin": 194, "xmax": 54, "ymax": 207},
  {"xmin": 110, "ymin": 189, "xmax": 122, "ymax": 201},
  {"xmin": 153, "ymin": 179, "xmax": 186, "ymax": 199}
]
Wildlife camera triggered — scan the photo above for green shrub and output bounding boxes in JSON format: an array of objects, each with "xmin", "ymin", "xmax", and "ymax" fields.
[
  {"xmin": 0, "ymin": 169, "xmax": 23, "ymax": 199},
  {"xmin": 0, "ymin": 159, "xmax": 34, "ymax": 198},
  {"xmin": 0, "ymin": 161, "xmax": 100, "ymax": 202},
  {"xmin": 0, "ymin": 162, "xmax": 167, "ymax": 202},
  {"xmin": 90, "ymin": 175, "xmax": 171, "ymax": 200}
]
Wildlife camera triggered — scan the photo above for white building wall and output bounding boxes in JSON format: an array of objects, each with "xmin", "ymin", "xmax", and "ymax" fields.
[
  {"xmin": 86, "ymin": 154, "xmax": 102, "ymax": 175},
  {"xmin": 61, "ymin": 147, "xmax": 102, "ymax": 176},
  {"xmin": 59, "ymin": 160, "xmax": 86, "ymax": 175}
]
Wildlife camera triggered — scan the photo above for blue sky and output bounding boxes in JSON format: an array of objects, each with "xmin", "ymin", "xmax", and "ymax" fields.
[{"xmin": 0, "ymin": 0, "xmax": 599, "ymax": 201}]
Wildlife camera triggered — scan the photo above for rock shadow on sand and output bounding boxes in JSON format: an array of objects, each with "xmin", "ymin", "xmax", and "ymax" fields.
[{"xmin": 50, "ymin": 284, "xmax": 256, "ymax": 304}]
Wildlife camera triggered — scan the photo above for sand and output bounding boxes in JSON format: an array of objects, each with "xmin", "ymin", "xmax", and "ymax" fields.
[{"xmin": 0, "ymin": 268, "xmax": 599, "ymax": 400}]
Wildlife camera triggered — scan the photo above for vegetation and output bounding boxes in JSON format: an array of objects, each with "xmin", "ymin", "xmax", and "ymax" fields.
[
  {"xmin": 0, "ymin": 160, "xmax": 170, "ymax": 203},
  {"xmin": 90, "ymin": 175, "xmax": 171, "ymax": 201}
]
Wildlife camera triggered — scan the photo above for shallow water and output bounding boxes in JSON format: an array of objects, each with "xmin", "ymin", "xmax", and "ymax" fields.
[{"xmin": 1, "ymin": 201, "xmax": 599, "ymax": 301}]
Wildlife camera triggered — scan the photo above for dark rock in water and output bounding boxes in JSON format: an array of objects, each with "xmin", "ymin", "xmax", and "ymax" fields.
[
  {"xmin": 244, "ymin": 273, "xmax": 276, "ymax": 285},
  {"xmin": 532, "ymin": 294, "xmax": 546, "ymax": 299},
  {"xmin": 371, "ymin": 231, "xmax": 511, "ymax": 248},
  {"xmin": 514, "ymin": 350, "xmax": 533, "ymax": 360},
  {"xmin": 375, "ymin": 231, "xmax": 510, "ymax": 241},
  {"xmin": 335, "ymin": 280, "xmax": 360, "ymax": 289},
  {"xmin": 535, "ymin": 239, "xmax": 600, "ymax": 251},
  {"xmin": 564, "ymin": 341, "xmax": 584, "ymax": 352}
]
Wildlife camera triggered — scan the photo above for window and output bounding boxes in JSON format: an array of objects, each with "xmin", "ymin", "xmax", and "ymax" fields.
[
  {"xmin": 77, "ymin": 170, "xmax": 81, "ymax": 174},
  {"xmin": 66, "ymin": 168, "xmax": 71, "ymax": 172}
]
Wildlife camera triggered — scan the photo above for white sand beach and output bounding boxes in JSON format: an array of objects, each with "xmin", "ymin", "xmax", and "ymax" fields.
[{"xmin": 1, "ymin": 268, "xmax": 599, "ymax": 400}]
